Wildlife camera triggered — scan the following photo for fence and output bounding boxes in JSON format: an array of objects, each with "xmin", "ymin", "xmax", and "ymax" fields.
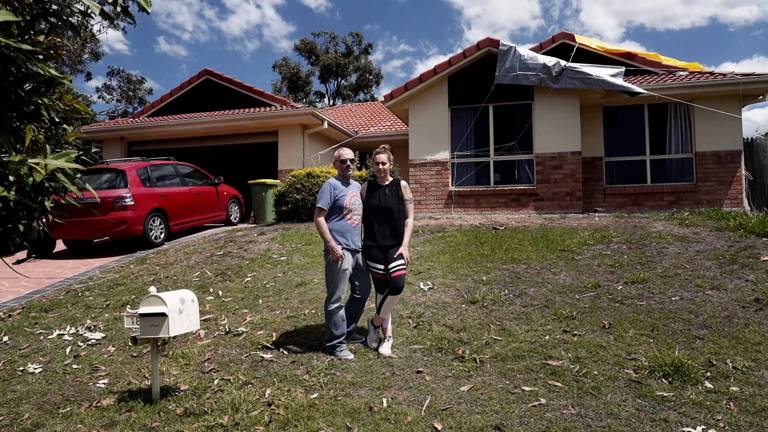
[{"xmin": 744, "ymin": 136, "xmax": 768, "ymax": 211}]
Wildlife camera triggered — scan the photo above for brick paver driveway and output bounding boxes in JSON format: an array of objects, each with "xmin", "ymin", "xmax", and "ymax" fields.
[{"xmin": 0, "ymin": 225, "xmax": 245, "ymax": 309}]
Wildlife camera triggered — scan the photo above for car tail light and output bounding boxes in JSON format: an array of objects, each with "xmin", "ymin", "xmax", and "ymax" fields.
[{"xmin": 114, "ymin": 192, "xmax": 135, "ymax": 209}]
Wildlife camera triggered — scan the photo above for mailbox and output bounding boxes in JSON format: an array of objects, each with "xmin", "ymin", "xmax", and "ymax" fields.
[
  {"xmin": 123, "ymin": 286, "xmax": 201, "ymax": 403},
  {"xmin": 136, "ymin": 288, "xmax": 200, "ymax": 338}
]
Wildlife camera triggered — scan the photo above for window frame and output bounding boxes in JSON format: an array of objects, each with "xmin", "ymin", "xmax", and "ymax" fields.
[
  {"xmin": 176, "ymin": 164, "xmax": 214, "ymax": 187},
  {"xmin": 603, "ymin": 103, "xmax": 696, "ymax": 187},
  {"xmin": 450, "ymin": 101, "xmax": 536, "ymax": 188}
]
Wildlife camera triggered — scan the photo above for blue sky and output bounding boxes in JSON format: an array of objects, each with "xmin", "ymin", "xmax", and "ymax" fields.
[{"xmin": 81, "ymin": 0, "xmax": 768, "ymax": 135}]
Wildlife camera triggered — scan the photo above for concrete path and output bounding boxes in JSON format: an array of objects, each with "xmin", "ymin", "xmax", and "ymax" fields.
[{"xmin": 0, "ymin": 225, "xmax": 246, "ymax": 310}]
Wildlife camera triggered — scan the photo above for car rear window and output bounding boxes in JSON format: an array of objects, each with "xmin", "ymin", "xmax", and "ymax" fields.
[{"xmin": 78, "ymin": 168, "xmax": 128, "ymax": 190}]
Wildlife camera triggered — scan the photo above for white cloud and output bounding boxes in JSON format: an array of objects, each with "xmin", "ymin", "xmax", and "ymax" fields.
[
  {"xmin": 575, "ymin": 1, "xmax": 768, "ymax": 42},
  {"xmin": 155, "ymin": 36, "xmax": 189, "ymax": 58},
  {"xmin": 744, "ymin": 102, "xmax": 768, "ymax": 137},
  {"xmin": 299, "ymin": 0, "xmax": 331, "ymax": 13},
  {"xmin": 153, "ymin": 0, "xmax": 216, "ymax": 42},
  {"xmin": 713, "ymin": 55, "xmax": 768, "ymax": 72},
  {"xmin": 152, "ymin": 0, "xmax": 296, "ymax": 56},
  {"xmin": 98, "ymin": 28, "xmax": 131, "ymax": 55},
  {"xmin": 84, "ymin": 75, "xmax": 105, "ymax": 90},
  {"xmin": 445, "ymin": 0, "xmax": 544, "ymax": 43}
]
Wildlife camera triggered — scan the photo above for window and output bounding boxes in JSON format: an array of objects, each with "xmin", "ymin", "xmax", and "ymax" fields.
[
  {"xmin": 451, "ymin": 103, "xmax": 534, "ymax": 187},
  {"xmin": 177, "ymin": 164, "xmax": 212, "ymax": 186},
  {"xmin": 137, "ymin": 167, "xmax": 152, "ymax": 187},
  {"xmin": 78, "ymin": 169, "xmax": 128, "ymax": 190},
  {"xmin": 148, "ymin": 164, "xmax": 183, "ymax": 187},
  {"xmin": 603, "ymin": 102, "xmax": 694, "ymax": 186}
]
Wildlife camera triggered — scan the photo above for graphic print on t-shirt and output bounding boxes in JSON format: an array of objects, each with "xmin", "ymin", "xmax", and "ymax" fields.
[{"xmin": 344, "ymin": 190, "xmax": 363, "ymax": 226}]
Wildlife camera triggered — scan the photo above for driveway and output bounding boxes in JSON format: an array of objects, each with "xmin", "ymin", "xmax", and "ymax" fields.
[{"xmin": 0, "ymin": 225, "xmax": 247, "ymax": 309}]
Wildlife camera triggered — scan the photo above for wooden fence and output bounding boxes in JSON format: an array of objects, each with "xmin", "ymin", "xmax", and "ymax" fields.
[{"xmin": 744, "ymin": 136, "xmax": 768, "ymax": 211}]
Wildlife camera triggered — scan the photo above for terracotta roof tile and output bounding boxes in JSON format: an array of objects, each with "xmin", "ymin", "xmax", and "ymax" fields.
[
  {"xmin": 82, "ymin": 105, "xmax": 303, "ymax": 130},
  {"xmin": 320, "ymin": 101, "xmax": 407, "ymax": 135},
  {"xmin": 625, "ymin": 71, "xmax": 768, "ymax": 86},
  {"xmin": 130, "ymin": 68, "xmax": 302, "ymax": 118}
]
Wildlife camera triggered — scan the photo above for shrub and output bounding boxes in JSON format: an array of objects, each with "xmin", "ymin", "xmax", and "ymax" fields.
[{"xmin": 274, "ymin": 166, "xmax": 368, "ymax": 222}]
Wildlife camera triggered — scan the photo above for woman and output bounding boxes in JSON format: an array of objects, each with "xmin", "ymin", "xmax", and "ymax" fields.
[{"xmin": 362, "ymin": 144, "xmax": 414, "ymax": 357}]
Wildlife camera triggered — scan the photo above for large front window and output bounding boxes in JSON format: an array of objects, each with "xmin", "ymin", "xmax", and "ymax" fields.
[
  {"xmin": 450, "ymin": 103, "xmax": 534, "ymax": 187},
  {"xmin": 603, "ymin": 102, "xmax": 694, "ymax": 186}
]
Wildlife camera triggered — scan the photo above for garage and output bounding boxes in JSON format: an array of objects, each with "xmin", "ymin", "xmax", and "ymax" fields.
[{"xmin": 128, "ymin": 139, "xmax": 278, "ymax": 218}]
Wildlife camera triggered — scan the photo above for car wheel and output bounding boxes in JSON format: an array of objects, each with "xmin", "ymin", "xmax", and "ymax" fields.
[
  {"xmin": 29, "ymin": 230, "xmax": 56, "ymax": 258},
  {"xmin": 225, "ymin": 199, "xmax": 242, "ymax": 226},
  {"xmin": 63, "ymin": 239, "xmax": 94, "ymax": 253},
  {"xmin": 143, "ymin": 212, "xmax": 168, "ymax": 247}
]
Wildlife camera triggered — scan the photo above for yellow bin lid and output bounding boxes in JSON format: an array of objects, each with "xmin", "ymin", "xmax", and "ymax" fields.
[{"xmin": 248, "ymin": 179, "xmax": 282, "ymax": 185}]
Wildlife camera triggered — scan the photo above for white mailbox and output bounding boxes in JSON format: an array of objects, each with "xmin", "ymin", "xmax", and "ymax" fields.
[
  {"xmin": 136, "ymin": 288, "xmax": 200, "ymax": 338},
  {"xmin": 123, "ymin": 286, "xmax": 201, "ymax": 403}
]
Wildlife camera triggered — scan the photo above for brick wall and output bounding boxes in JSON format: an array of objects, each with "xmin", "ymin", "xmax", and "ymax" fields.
[
  {"xmin": 582, "ymin": 150, "xmax": 744, "ymax": 211},
  {"xmin": 409, "ymin": 151, "xmax": 583, "ymax": 213}
]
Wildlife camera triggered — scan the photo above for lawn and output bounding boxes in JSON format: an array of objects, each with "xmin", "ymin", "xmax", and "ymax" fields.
[{"xmin": 1, "ymin": 214, "xmax": 767, "ymax": 431}]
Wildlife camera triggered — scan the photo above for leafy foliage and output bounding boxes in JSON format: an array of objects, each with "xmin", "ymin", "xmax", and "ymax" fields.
[
  {"xmin": 274, "ymin": 166, "xmax": 368, "ymax": 222},
  {"xmin": 94, "ymin": 66, "xmax": 154, "ymax": 120},
  {"xmin": 271, "ymin": 31, "xmax": 383, "ymax": 107},
  {"xmin": 0, "ymin": 0, "xmax": 150, "ymax": 252}
]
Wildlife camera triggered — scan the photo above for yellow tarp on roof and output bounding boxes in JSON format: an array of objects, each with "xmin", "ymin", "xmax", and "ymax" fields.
[{"xmin": 573, "ymin": 34, "xmax": 706, "ymax": 71}]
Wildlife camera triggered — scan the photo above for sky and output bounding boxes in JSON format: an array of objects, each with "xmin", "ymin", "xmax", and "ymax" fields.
[{"xmin": 80, "ymin": 0, "xmax": 768, "ymax": 136}]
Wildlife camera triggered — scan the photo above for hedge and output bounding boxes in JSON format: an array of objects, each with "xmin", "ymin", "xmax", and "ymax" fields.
[{"xmin": 274, "ymin": 166, "xmax": 368, "ymax": 222}]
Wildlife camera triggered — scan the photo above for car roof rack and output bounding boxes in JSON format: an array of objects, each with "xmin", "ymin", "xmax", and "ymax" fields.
[{"xmin": 102, "ymin": 157, "xmax": 176, "ymax": 164}]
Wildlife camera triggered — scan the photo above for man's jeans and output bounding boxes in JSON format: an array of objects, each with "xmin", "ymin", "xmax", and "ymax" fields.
[{"xmin": 324, "ymin": 249, "xmax": 371, "ymax": 350}]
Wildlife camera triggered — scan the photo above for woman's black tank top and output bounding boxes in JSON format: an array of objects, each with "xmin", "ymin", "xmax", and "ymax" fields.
[{"xmin": 363, "ymin": 178, "xmax": 405, "ymax": 247}]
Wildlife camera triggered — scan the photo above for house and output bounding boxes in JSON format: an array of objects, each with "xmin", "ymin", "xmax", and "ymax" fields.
[
  {"xmin": 80, "ymin": 68, "xmax": 407, "ymax": 213},
  {"xmin": 81, "ymin": 31, "xmax": 768, "ymax": 214}
]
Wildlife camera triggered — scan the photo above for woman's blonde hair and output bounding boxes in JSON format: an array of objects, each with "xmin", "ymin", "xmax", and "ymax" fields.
[{"xmin": 372, "ymin": 144, "xmax": 394, "ymax": 164}]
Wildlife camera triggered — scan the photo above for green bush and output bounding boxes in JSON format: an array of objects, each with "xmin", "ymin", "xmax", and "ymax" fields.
[{"xmin": 274, "ymin": 166, "xmax": 368, "ymax": 222}]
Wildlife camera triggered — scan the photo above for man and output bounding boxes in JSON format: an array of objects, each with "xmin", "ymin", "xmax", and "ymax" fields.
[{"xmin": 314, "ymin": 147, "xmax": 371, "ymax": 360}]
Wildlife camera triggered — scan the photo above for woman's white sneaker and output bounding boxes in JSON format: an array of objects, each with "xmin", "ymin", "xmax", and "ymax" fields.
[{"xmin": 378, "ymin": 336, "xmax": 393, "ymax": 357}]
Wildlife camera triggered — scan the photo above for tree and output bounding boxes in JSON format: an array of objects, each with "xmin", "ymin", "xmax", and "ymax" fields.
[
  {"xmin": 0, "ymin": 0, "xmax": 150, "ymax": 254},
  {"xmin": 271, "ymin": 31, "xmax": 383, "ymax": 107},
  {"xmin": 95, "ymin": 66, "xmax": 154, "ymax": 120}
]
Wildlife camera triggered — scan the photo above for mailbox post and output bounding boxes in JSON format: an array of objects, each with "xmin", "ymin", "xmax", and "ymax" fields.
[{"xmin": 124, "ymin": 286, "xmax": 200, "ymax": 402}]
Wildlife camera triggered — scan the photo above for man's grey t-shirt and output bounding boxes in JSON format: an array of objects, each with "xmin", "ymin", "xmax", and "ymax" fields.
[{"xmin": 316, "ymin": 176, "xmax": 363, "ymax": 252}]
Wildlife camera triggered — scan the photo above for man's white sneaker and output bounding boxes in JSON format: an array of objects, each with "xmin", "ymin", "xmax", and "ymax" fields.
[
  {"xmin": 367, "ymin": 318, "xmax": 380, "ymax": 349},
  {"xmin": 378, "ymin": 336, "xmax": 393, "ymax": 357}
]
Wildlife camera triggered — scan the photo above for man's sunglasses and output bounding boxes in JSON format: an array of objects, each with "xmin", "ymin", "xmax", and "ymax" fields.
[{"xmin": 335, "ymin": 158, "xmax": 355, "ymax": 165}]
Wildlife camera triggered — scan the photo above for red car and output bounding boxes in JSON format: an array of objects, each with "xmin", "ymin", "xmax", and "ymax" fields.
[{"xmin": 49, "ymin": 158, "xmax": 244, "ymax": 252}]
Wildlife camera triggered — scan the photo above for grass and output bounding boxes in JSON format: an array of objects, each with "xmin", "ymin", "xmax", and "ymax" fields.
[
  {"xmin": 664, "ymin": 208, "xmax": 768, "ymax": 238},
  {"xmin": 1, "ymin": 216, "xmax": 768, "ymax": 431}
]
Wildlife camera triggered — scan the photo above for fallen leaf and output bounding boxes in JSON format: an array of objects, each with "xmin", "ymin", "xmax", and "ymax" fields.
[
  {"xmin": 729, "ymin": 386, "xmax": 739, "ymax": 392},
  {"xmin": 309, "ymin": 393, "xmax": 318, "ymax": 399},
  {"xmin": 601, "ymin": 320, "xmax": 612, "ymax": 329},
  {"xmin": 459, "ymin": 384, "xmax": 474, "ymax": 392},
  {"xmin": 543, "ymin": 360, "xmax": 565, "ymax": 366},
  {"xmin": 656, "ymin": 392, "xmax": 674, "ymax": 397},
  {"xmin": 704, "ymin": 380, "xmax": 714, "ymax": 389},
  {"xmin": 528, "ymin": 398, "xmax": 546, "ymax": 407},
  {"xmin": 760, "ymin": 256, "xmax": 768, "ymax": 261},
  {"xmin": 521, "ymin": 386, "xmax": 538, "ymax": 392},
  {"xmin": 382, "ymin": 398, "xmax": 387, "ymax": 408},
  {"xmin": 547, "ymin": 380, "xmax": 564, "ymax": 388},
  {"xmin": 432, "ymin": 420, "xmax": 443, "ymax": 431},
  {"xmin": 561, "ymin": 405, "xmax": 577, "ymax": 414}
]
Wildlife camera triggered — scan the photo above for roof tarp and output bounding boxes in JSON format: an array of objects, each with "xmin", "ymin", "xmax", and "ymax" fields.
[
  {"xmin": 572, "ymin": 34, "xmax": 706, "ymax": 72},
  {"xmin": 495, "ymin": 42, "xmax": 647, "ymax": 95}
]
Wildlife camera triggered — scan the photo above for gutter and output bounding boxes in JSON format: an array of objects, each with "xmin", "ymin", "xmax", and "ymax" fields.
[{"xmin": 80, "ymin": 108, "xmax": 318, "ymax": 137}]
